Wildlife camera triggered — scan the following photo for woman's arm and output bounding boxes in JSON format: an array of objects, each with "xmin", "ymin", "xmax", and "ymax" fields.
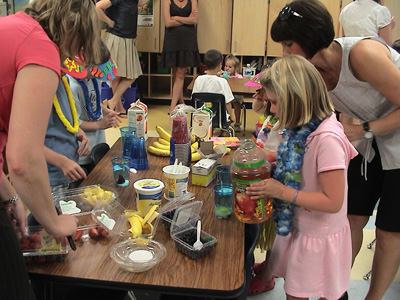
[
  {"xmin": 348, "ymin": 40, "xmax": 400, "ymax": 136},
  {"xmin": 96, "ymin": 0, "xmax": 114, "ymax": 28},
  {"xmin": 246, "ymin": 169, "xmax": 345, "ymax": 214},
  {"xmin": 0, "ymin": 172, "xmax": 26, "ymax": 232},
  {"xmin": 7, "ymin": 65, "xmax": 77, "ymax": 238},
  {"xmin": 379, "ymin": 24, "xmax": 392, "ymax": 45},
  {"xmin": 162, "ymin": 0, "xmax": 182, "ymax": 27},
  {"xmin": 173, "ymin": 0, "xmax": 199, "ymax": 25}
]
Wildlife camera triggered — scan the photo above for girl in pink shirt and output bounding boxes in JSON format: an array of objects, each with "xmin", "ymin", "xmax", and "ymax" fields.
[
  {"xmin": 247, "ymin": 55, "xmax": 357, "ymax": 300},
  {"xmin": 223, "ymin": 54, "xmax": 244, "ymax": 132}
]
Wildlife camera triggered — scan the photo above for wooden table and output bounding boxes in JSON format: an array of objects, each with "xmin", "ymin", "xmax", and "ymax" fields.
[
  {"xmin": 28, "ymin": 137, "xmax": 245, "ymax": 299},
  {"xmin": 187, "ymin": 76, "xmax": 258, "ymax": 96}
]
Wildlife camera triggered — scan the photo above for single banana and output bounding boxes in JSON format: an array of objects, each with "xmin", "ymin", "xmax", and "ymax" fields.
[
  {"xmin": 148, "ymin": 145, "xmax": 170, "ymax": 156},
  {"xmin": 158, "ymin": 138, "xmax": 170, "ymax": 146},
  {"xmin": 128, "ymin": 216, "xmax": 143, "ymax": 238},
  {"xmin": 191, "ymin": 152, "xmax": 201, "ymax": 162},
  {"xmin": 152, "ymin": 141, "xmax": 170, "ymax": 150},
  {"xmin": 143, "ymin": 205, "xmax": 159, "ymax": 224},
  {"xmin": 156, "ymin": 125, "xmax": 171, "ymax": 141},
  {"xmin": 190, "ymin": 134, "xmax": 196, "ymax": 144}
]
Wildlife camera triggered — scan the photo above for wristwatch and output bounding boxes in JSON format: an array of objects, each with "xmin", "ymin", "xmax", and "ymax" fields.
[{"xmin": 362, "ymin": 122, "xmax": 374, "ymax": 139}]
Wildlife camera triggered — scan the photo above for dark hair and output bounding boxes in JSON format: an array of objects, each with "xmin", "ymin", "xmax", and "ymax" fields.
[
  {"xmin": 392, "ymin": 39, "xmax": 400, "ymax": 53},
  {"xmin": 204, "ymin": 49, "xmax": 223, "ymax": 70},
  {"xmin": 98, "ymin": 40, "xmax": 111, "ymax": 65},
  {"xmin": 270, "ymin": 0, "xmax": 334, "ymax": 59}
]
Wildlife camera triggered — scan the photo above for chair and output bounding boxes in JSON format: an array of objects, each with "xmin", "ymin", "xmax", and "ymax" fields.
[
  {"xmin": 90, "ymin": 142, "xmax": 110, "ymax": 169},
  {"xmin": 239, "ymin": 102, "xmax": 246, "ymax": 136},
  {"xmin": 363, "ymin": 238, "xmax": 376, "ymax": 280},
  {"xmin": 191, "ymin": 92, "xmax": 235, "ymax": 137}
]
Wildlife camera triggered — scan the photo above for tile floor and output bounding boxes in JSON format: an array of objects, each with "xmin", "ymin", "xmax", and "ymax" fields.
[{"xmin": 105, "ymin": 102, "xmax": 400, "ymax": 300}]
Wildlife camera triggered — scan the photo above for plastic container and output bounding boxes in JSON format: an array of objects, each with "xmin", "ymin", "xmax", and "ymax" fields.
[
  {"xmin": 133, "ymin": 179, "xmax": 164, "ymax": 217},
  {"xmin": 231, "ymin": 139, "xmax": 273, "ymax": 224},
  {"xmin": 110, "ymin": 238, "xmax": 166, "ymax": 273},
  {"xmin": 92, "ymin": 199, "xmax": 160, "ymax": 239},
  {"xmin": 53, "ymin": 185, "xmax": 118, "ymax": 229},
  {"xmin": 162, "ymin": 165, "xmax": 190, "ymax": 200},
  {"xmin": 159, "ymin": 192, "xmax": 195, "ymax": 230},
  {"xmin": 19, "ymin": 226, "xmax": 69, "ymax": 265},
  {"xmin": 170, "ymin": 201, "xmax": 217, "ymax": 259}
]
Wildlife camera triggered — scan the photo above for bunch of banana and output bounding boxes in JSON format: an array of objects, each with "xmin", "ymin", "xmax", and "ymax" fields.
[
  {"xmin": 125, "ymin": 205, "xmax": 159, "ymax": 238},
  {"xmin": 148, "ymin": 125, "xmax": 201, "ymax": 161}
]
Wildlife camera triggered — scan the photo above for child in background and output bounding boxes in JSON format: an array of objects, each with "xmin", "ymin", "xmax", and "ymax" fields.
[
  {"xmin": 68, "ymin": 43, "xmax": 121, "ymax": 173},
  {"xmin": 223, "ymin": 54, "xmax": 244, "ymax": 132},
  {"xmin": 247, "ymin": 55, "xmax": 357, "ymax": 300},
  {"xmin": 192, "ymin": 49, "xmax": 235, "ymax": 124}
]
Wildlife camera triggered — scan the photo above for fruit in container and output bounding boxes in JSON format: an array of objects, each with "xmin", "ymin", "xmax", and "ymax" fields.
[
  {"xmin": 125, "ymin": 205, "xmax": 159, "ymax": 238},
  {"xmin": 82, "ymin": 186, "xmax": 115, "ymax": 206}
]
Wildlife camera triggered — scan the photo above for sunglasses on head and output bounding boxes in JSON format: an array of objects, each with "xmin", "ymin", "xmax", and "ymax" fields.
[{"xmin": 279, "ymin": 6, "xmax": 303, "ymax": 21}]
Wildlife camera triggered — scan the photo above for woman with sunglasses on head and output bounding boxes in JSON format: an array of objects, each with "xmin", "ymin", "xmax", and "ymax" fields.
[
  {"xmin": 269, "ymin": 1, "xmax": 400, "ymax": 299},
  {"xmin": 0, "ymin": 1, "xmax": 102, "ymax": 299}
]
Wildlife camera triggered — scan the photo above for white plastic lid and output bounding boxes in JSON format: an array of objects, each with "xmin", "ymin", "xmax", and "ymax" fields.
[{"xmin": 170, "ymin": 201, "xmax": 203, "ymax": 236}]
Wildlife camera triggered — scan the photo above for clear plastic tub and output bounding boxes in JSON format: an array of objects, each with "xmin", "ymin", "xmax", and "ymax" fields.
[
  {"xmin": 170, "ymin": 201, "xmax": 217, "ymax": 259},
  {"xmin": 53, "ymin": 185, "xmax": 118, "ymax": 230},
  {"xmin": 19, "ymin": 226, "xmax": 69, "ymax": 265},
  {"xmin": 159, "ymin": 192, "xmax": 195, "ymax": 231},
  {"xmin": 92, "ymin": 200, "xmax": 160, "ymax": 239}
]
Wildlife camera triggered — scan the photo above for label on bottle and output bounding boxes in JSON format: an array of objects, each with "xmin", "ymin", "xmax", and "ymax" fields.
[{"xmin": 232, "ymin": 177, "xmax": 265, "ymax": 221}]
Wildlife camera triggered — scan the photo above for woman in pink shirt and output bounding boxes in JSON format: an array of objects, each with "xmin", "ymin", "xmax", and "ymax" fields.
[
  {"xmin": 247, "ymin": 55, "xmax": 357, "ymax": 300},
  {"xmin": 0, "ymin": 1, "xmax": 102, "ymax": 299}
]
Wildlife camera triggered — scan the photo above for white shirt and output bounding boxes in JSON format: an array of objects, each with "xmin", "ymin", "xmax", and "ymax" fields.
[
  {"xmin": 192, "ymin": 74, "xmax": 234, "ymax": 104},
  {"xmin": 339, "ymin": 0, "xmax": 391, "ymax": 38}
]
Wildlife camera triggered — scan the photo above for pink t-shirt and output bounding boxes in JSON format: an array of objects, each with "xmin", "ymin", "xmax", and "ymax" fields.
[{"xmin": 0, "ymin": 12, "xmax": 60, "ymax": 182}]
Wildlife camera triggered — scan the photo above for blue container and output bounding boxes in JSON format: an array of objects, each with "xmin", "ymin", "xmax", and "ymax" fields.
[
  {"xmin": 100, "ymin": 82, "xmax": 113, "ymax": 102},
  {"xmin": 121, "ymin": 83, "xmax": 137, "ymax": 111},
  {"xmin": 100, "ymin": 82, "xmax": 138, "ymax": 111}
]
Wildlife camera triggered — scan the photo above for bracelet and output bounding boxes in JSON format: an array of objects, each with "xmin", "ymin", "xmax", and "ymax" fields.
[
  {"xmin": 292, "ymin": 190, "xmax": 299, "ymax": 205},
  {"xmin": 3, "ymin": 195, "xmax": 19, "ymax": 206}
]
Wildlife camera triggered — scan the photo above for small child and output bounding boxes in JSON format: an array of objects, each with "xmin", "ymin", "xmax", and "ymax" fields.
[
  {"xmin": 192, "ymin": 49, "xmax": 235, "ymax": 124},
  {"xmin": 68, "ymin": 42, "xmax": 121, "ymax": 173},
  {"xmin": 247, "ymin": 55, "xmax": 357, "ymax": 300},
  {"xmin": 223, "ymin": 54, "xmax": 244, "ymax": 132}
]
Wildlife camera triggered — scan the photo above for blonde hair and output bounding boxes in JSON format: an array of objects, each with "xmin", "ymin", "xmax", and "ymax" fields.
[
  {"xmin": 25, "ymin": 0, "xmax": 101, "ymax": 66},
  {"xmin": 260, "ymin": 55, "xmax": 333, "ymax": 130},
  {"xmin": 225, "ymin": 54, "xmax": 241, "ymax": 74}
]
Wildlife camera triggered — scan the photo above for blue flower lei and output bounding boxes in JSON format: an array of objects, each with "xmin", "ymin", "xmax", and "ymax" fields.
[
  {"xmin": 272, "ymin": 119, "xmax": 323, "ymax": 236},
  {"xmin": 76, "ymin": 78, "xmax": 101, "ymax": 120}
]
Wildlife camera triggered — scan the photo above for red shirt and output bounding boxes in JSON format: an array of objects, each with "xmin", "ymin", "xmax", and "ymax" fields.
[{"xmin": 0, "ymin": 12, "xmax": 60, "ymax": 182}]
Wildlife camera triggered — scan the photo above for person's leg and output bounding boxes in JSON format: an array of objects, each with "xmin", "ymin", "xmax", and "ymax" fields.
[
  {"xmin": 170, "ymin": 67, "xmax": 187, "ymax": 112},
  {"xmin": 348, "ymin": 214, "xmax": 369, "ymax": 265},
  {"xmin": 365, "ymin": 168, "xmax": 400, "ymax": 299},
  {"xmin": 233, "ymin": 101, "xmax": 241, "ymax": 125},
  {"xmin": 365, "ymin": 229, "xmax": 400, "ymax": 300},
  {"xmin": 109, "ymin": 76, "xmax": 135, "ymax": 114},
  {"xmin": 286, "ymin": 294, "xmax": 308, "ymax": 300}
]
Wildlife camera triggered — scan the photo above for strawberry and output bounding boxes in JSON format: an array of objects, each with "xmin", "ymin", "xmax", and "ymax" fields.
[
  {"xmin": 72, "ymin": 229, "xmax": 83, "ymax": 241},
  {"xmin": 28, "ymin": 234, "xmax": 41, "ymax": 244},
  {"xmin": 98, "ymin": 227, "xmax": 109, "ymax": 237},
  {"xmin": 89, "ymin": 227, "xmax": 99, "ymax": 239}
]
